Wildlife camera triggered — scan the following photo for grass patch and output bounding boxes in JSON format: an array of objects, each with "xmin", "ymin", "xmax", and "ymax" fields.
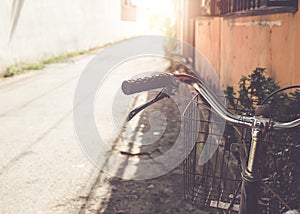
[
  {"xmin": 43, "ymin": 51, "xmax": 83, "ymax": 64},
  {"xmin": 2, "ymin": 46, "xmax": 103, "ymax": 78},
  {"xmin": 4, "ymin": 66, "xmax": 22, "ymax": 78},
  {"xmin": 1, "ymin": 37, "xmax": 134, "ymax": 78},
  {"xmin": 24, "ymin": 62, "xmax": 45, "ymax": 70}
]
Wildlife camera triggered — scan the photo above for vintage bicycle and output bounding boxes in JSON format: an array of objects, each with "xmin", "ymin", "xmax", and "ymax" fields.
[{"xmin": 121, "ymin": 72, "xmax": 300, "ymax": 214}]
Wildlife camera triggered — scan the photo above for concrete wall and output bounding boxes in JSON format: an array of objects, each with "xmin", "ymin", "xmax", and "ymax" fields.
[
  {"xmin": 0, "ymin": 0, "xmax": 144, "ymax": 72},
  {"xmin": 194, "ymin": 11, "xmax": 300, "ymax": 88}
]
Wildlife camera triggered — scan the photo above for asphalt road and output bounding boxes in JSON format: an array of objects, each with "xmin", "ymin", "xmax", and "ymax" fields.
[{"xmin": 0, "ymin": 53, "xmax": 170, "ymax": 213}]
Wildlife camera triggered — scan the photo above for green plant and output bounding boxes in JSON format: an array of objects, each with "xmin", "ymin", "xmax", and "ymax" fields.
[
  {"xmin": 235, "ymin": 68, "xmax": 280, "ymax": 112},
  {"xmin": 3, "ymin": 62, "xmax": 45, "ymax": 78},
  {"xmin": 225, "ymin": 67, "xmax": 300, "ymax": 211},
  {"xmin": 4, "ymin": 66, "xmax": 22, "ymax": 77},
  {"xmin": 24, "ymin": 62, "xmax": 45, "ymax": 70}
]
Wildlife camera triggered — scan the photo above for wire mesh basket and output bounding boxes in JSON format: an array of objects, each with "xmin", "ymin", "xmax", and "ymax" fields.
[
  {"xmin": 183, "ymin": 94, "xmax": 245, "ymax": 213},
  {"xmin": 182, "ymin": 93, "xmax": 300, "ymax": 213}
]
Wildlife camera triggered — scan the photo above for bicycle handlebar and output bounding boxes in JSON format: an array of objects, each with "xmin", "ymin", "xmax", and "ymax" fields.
[
  {"xmin": 122, "ymin": 73, "xmax": 300, "ymax": 130},
  {"xmin": 121, "ymin": 73, "xmax": 179, "ymax": 95},
  {"xmin": 273, "ymin": 118, "xmax": 300, "ymax": 129}
]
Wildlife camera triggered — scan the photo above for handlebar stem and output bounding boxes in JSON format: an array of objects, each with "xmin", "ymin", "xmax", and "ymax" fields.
[{"xmin": 239, "ymin": 127, "xmax": 261, "ymax": 214}]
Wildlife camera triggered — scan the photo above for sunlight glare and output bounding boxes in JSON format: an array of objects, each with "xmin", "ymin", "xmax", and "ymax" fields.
[{"xmin": 135, "ymin": 0, "xmax": 176, "ymax": 35}]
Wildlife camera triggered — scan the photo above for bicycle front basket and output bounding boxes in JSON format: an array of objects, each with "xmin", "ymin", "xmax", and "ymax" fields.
[{"xmin": 183, "ymin": 94, "xmax": 245, "ymax": 213}]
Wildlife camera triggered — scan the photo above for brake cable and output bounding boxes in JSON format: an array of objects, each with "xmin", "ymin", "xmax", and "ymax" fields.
[{"xmin": 261, "ymin": 85, "xmax": 300, "ymax": 105}]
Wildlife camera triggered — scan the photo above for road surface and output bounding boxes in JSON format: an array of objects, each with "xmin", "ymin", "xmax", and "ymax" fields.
[{"xmin": 0, "ymin": 53, "xmax": 171, "ymax": 213}]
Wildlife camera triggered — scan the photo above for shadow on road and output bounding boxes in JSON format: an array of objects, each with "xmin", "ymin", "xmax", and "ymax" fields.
[{"xmin": 78, "ymin": 91, "xmax": 207, "ymax": 214}]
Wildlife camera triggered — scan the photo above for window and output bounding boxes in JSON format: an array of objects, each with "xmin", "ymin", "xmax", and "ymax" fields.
[
  {"xmin": 121, "ymin": 0, "xmax": 137, "ymax": 22},
  {"xmin": 201, "ymin": 0, "xmax": 298, "ymax": 17}
]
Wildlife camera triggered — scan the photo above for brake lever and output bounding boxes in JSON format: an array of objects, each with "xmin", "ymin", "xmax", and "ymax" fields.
[{"xmin": 127, "ymin": 87, "xmax": 173, "ymax": 122}]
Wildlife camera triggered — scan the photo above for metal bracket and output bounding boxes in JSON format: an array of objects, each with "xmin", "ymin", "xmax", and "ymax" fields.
[{"xmin": 126, "ymin": 86, "xmax": 177, "ymax": 122}]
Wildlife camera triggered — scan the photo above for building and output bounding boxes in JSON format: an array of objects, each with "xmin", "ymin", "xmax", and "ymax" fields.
[
  {"xmin": 176, "ymin": 0, "xmax": 300, "ymax": 88},
  {"xmin": 0, "ymin": 0, "xmax": 143, "ymax": 74}
]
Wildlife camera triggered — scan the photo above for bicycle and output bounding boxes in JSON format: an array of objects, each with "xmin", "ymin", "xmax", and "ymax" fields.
[{"xmin": 121, "ymin": 72, "xmax": 300, "ymax": 214}]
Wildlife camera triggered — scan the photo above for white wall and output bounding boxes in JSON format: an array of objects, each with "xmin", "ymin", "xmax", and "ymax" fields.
[{"xmin": 0, "ymin": 0, "xmax": 145, "ymax": 72}]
